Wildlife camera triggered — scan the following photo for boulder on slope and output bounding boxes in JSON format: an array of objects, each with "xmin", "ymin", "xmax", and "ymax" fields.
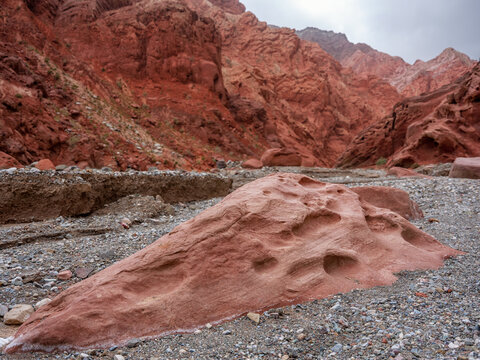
[
  {"xmin": 449, "ymin": 157, "xmax": 480, "ymax": 179},
  {"xmin": 7, "ymin": 173, "xmax": 460, "ymax": 353},
  {"xmin": 261, "ymin": 148, "xmax": 302, "ymax": 167}
]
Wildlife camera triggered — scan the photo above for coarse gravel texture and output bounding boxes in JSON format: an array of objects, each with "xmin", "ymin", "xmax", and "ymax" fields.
[{"xmin": 0, "ymin": 169, "xmax": 479, "ymax": 360}]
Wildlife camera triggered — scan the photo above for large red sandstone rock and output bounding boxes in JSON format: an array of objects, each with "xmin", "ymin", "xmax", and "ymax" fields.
[
  {"xmin": 337, "ymin": 63, "xmax": 480, "ymax": 168},
  {"xmin": 352, "ymin": 186, "xmax": 423, "ymax": 220},
  {"xmin": 7, "ymin": 173, "xmax": 460, "ymax": 353},
  {"xmin": 449, "ymin": 157, "xmax": 480, "ymax": 179},
  {"xmin": 35, "ymin": 159, "xmax": 55, "ymax": 171},
  {"xmin": 242, "ymin": 158, "xmax": 263, "ymax": 169},
  {"xmin": 297, "ymin": 28, "xmax": 475, "ymax": 97},
  {"xmin": 261, "ymin": 148, "xmax": 302, "ymax": 167}
]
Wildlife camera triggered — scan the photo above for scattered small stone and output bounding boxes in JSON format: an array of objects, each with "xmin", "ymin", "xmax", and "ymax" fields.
[
  {"xmin": 297, "ymin": 333, "xmax": 306, "ymax": 341},
  {"xmin": 35, "ymin": 298, "xmax": 52, "ymax": 309},
  {"xmin": 55, "ymin": 164, "xmax": 68, "ymax": 171},
  {"xmin": 247, "ymin": 312, "xmax": 260, "ymax": 324},
  {"xmin": 205, "ymin": 323, "xmax": 212, "ymax": 329},
  {"xmin": 120, "ymin": 217, "xmax": 132, "ymax": 229},
  {"xmin": 0, "ymin": 304, "xmax": 8, "ymax": 317},
  {"xmin": 113, "ymin": 355, "xmax": 125, "ymax": 360},
  {"xmin": 4, "ymin": 304, "xmax": 34, "ymax": 325},
  {"xmin": 331, "ymin": 343, "xmax": 343, "ymax": 353},
  {"xmin": 57, "ymin": 270, "xmax": 73, "ymax": 280},
  {"xmin": 75, "ymin": 267, "xmax": 94, "ymax": 279},
  {"xmin": 11, "ymin": 276, "xmax": 23, "ymax": 286}
]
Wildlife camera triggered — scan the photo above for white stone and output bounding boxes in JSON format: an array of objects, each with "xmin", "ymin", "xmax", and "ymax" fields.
[{"xmin": 35, "ymin": 298, "xmax": 52, "ymax": 309}]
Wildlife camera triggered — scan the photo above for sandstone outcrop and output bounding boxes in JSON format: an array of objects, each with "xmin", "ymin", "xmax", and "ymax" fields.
[
  {"xmin": 297, "ymin": 28, "xmax": 475, "ymax": 97},
  {"xmin": 337, "ymin": 63, "xmax": 480, "ymax": 168},
  {"xmin": 7, "ymin": 173, "xmax": 460, "ymax": 353},
  {"xmin": 351, "ymin": 186, "xmax": 423, "ymax": 220},
  {"xmin": 449, "ymin": 157, "xmax": 480, "ymax": 179},
  {"xmin": 261, "ymin": 148, "xmax": 302, "ymax": 167},
  {"xmin": 242, "ymin": 158, "xmax": 263, "ymax": 169}
]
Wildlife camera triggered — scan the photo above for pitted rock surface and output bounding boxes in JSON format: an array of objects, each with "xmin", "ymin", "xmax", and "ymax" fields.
[{"xmin": 7, "ymin": 173, "xmax": 460, "ymax": 353}]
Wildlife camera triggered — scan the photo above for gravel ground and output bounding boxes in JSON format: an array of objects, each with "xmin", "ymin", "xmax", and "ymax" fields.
[{"xmin": 0, "ymin": 171, "xmax": 479, "ymax": 360}]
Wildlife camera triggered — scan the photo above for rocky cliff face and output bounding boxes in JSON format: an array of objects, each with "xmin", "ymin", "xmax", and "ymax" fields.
[
  {"xmin": 186, "ymin": 0, "xmax": 400, "ymax": 166},
  {"xmin": 337, "ymin": 63, "xmax": 480, "ymax": 168},
  {"xmin": 1, "ymin": 0, "xmax": 402, "ymax": 169},
  {"xmin": 297, "ymin": 28, "xmax": 476, "ymax": 97}
]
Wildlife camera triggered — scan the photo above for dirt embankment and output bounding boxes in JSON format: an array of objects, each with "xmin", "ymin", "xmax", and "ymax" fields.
[{"xmin": 0, "ymin": 170, "xmax": 232, "ymax": 224}]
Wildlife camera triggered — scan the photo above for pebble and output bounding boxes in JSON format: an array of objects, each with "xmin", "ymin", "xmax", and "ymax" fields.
[
  {"xmin": 113, "ymin": 355, "xmax": 125, "ymax": 360},
  {"xmin": 57, "ymin": 270, "xmax": 73, "ymax": 280},
  {"xmin": 11, "ymin": 276, "xmax": 23, "ymax": 286},
  {"xmin": 247, "ymin": 312, "xmax": 260, "ymax": 324},
  {"xmin": 34, "ymin": 298, "xmax": 52, "ymax": 309},
  {"xmin": 3, "ymin": 304, "xmax": 34, "ymax": 325},
  {"xmin": 0, "ymin": 304, "xmax": 8, "ymax": 317}
]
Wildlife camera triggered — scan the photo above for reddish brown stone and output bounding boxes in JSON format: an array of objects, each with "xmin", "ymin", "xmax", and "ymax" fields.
[
  {"xmin": 57, "ymin": 270, "xmax": 72, "ymax": 281},
  {"xmin": 449, "ymin": 157, "xmax": 480, "ymax": 179},
  {"xmin": 261, "ymin": 148, "xmax": 302, "ymax": 167},
  {"xmin": 74, "ymin": 267, "xmax": 94, "ymax": 279},
  {"xmin": 35, "ymin": 159, "xmax": 55, "ymax": 171},
  {"xmin": 352, "ymin": 186, "xmax": 424, "ymax": 220},
  {"xmin": 7, "ymin": 173, "xmax": 460, "ymax": 353},
  {"xmin": 242, "ymin": 159, "xmax": 263, "ymax": 169}
]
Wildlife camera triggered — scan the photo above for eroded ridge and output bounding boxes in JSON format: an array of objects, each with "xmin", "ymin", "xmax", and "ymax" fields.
[{"xmin": 7, "ymin": 173, "xmax": 461, "ymax": 353}]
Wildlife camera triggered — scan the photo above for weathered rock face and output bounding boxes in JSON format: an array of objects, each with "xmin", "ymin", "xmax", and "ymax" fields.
[
  {"xmin": 186, "ymin": 3, "xmax": 401, "ymax": 166},
  {"xmin": 297, "ymin": 28, "xmax": 476, "ymax": 97},
  {"xmin": 337, "ymin": 63, "xmax": 480, "ymax": 168},
  {"xmin": 7, "ymin": 173, "xmax": 460, "ymax": 353},
  {"xmin": 449, "ymin": 157, "xmax": 480, "ymax": 179},
  {"xmin": 0, "ymin": 151, "xmax": 23, "ymax": 169},
  {"xmin": 1, "ymin": 0, "xmax": 400, "ymax": 169}
]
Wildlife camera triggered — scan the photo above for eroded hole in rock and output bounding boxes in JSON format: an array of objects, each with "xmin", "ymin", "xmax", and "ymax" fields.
[
  {"xmin": 401, "ymin": 227, "xmax": 430, "ymax": 248},
  {"xmin": 298, "ymin": 176, "xmax": 324, "ymax": 189},
  {"xmin": 252, "ymin": 256, "xmax": 279, "ymax": 273},
  {"xmin": 293, "ymin": 210, "xmax": 341, "ymax": 237},
  {"xmin": 323, "ymin": 254, "xmax": 359, "ymax": 276}
]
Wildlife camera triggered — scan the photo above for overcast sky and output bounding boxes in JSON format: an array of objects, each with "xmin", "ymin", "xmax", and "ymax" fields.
[{"xmin": 241, "ymin": 0, "xmax": 480, "ymax": 64}]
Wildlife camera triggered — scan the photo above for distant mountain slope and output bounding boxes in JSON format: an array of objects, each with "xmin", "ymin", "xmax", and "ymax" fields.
[
  {"xmin": 337, "ymin": 62, "xmax": 480, "ymax": 168},
  {"xmin": 297, "ymin": 27, "xmax": 476, "ymax": 97}
]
